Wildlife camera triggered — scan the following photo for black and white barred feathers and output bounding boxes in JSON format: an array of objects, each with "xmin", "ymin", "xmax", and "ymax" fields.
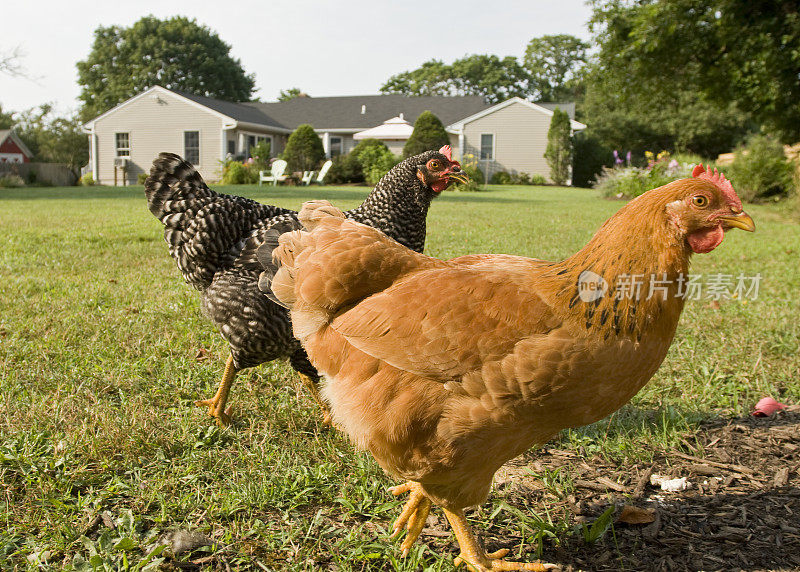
[{"xmin": 144, "ymin": 150, "xmax": 448, "ymax": 381}]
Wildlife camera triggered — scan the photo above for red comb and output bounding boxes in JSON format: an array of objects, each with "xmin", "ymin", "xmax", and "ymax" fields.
[
  {"xmin": 692, "ymin": 164, "xmax": 742, "ymax": 210},
  {"xmin": 439, "ymin": 145, "xmax": 452, "ymax": 160}
]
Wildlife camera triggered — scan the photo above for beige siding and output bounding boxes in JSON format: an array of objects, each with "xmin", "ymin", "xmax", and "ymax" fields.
[
  {"xmin": 384, "ymin": 139, "xmax": 405, "ymax": 156},
  {"xmin": 462, "ymin": 101, "xmax": 554, "ymax": 182},
  {"xmin": 94, "ymin": 92, "xmax": 225, "ymax": 185}
]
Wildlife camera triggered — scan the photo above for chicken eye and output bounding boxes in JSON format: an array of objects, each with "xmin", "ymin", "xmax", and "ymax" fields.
[
  {"xmin": 428, "ymin": 160, "xmax": 441, "ymax": 170},
  {"xmin": 692, "ymin": 195, "xmax": 709, "ymax": 207}
]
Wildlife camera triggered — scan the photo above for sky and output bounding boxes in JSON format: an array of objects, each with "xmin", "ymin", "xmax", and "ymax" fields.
[{"xmin": 0, "ymin": 0, "xmax": 594, "ymax": 117}]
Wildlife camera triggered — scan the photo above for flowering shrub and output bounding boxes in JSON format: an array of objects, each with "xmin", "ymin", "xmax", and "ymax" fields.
[
  {"xmin": 220, "ymin": 159, "xmax": 260, "ymax": 184},
  {"xmin": 594, "ymin": 150, "xmax": 694, "ymax": 199},
  {"xmin": 451, "ymin": 152, "xmax": 483, "ymax": 192}
]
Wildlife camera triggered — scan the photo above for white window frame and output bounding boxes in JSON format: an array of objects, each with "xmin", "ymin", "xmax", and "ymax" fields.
[
  {"xmin": 479, "ymin": 133, "xmax": 495, "ymax": 161},
  {"xmin": 115, "ymin": 132, "xmax": 130, "ymax": 157},
  {"xmin": 184, "ymin": 130, "xmax": 200, "ymax": 165}
]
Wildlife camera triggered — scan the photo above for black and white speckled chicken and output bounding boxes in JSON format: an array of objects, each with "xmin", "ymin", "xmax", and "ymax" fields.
[{"xmin": 144, "ymin": 147, "xmax": 467, "ymax": 425}]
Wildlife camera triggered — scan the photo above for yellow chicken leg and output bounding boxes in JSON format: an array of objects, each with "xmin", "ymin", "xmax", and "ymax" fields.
[
  {"xmin": 297, "ymin": 373, "xmax": 332, "ymax": 426},
  {"xmin": 389, "ymin": 481, "xmax": 432, "ymax": 556},
  {"xmin": 443, "ymin": 507, "xmax": 558, "ymax": 572},
  {"xmin": 195, "ymin": 355, "xmax": 237, "ymax": 426}
]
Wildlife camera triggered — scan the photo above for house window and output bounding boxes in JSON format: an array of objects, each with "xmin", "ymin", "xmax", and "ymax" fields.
[
  {"xmin": 184, "ymin": 131, "xmax": 200, "ymax": 165},
  {"xmin": 329, "ymin": 136, "xmax": 343, "ymax": 157},
  {"xmin": 245, "ymin": 135, "xmax": 257, "ymax": 158},
  {"xmin": 115, "ymin": 133, "xmax": 130, "ymax": 157},
  {"xmin": 480, "ymin": 134, "xmax": 494, "ymax": 160},
  {"xmin": 227, "ymin": 140, "xmax": 236, "ymax": 156},
  {"xmin": 245, "ymin": 135, "xmax": 271, "ymax": 159}
]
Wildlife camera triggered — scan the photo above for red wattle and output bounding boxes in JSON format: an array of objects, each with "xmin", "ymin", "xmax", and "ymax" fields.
[{"xmin": 687, "ymin": 225, "xmax": 724, "ymax": 253}]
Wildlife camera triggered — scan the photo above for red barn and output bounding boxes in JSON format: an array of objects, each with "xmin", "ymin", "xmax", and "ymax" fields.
[{"xmin": 0, "ymin": 129, "xmax": 33, "ymax": 163}]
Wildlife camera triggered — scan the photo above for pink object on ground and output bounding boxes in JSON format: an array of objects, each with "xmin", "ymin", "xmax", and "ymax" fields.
[{"xmin": 752, "ymin": 397, "xmax": 787, "ymax": 417}]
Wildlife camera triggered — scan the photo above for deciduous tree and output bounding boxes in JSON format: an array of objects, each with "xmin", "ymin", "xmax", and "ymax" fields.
[
  {"xmin": 382, "ymin": 55, "xmax": 534, "ymax": 104},
  {"xmin": 77, "ymin": 16, "xmax": 255, "ymax": 121},
  {"xmin": 589, "ymin": 0, "xmax": 800, "ymax": 142},
  {"xmin": 523, "ymin": 35, "xmax": 589, "ymax": 102}
]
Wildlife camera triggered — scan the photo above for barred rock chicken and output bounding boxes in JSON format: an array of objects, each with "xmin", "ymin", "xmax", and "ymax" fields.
[
  {"xmin": 144, "ymin": 146, "xmax": 466, "ymax": 425},
  {"xmin": 258, "ymin": 166, "xmax": 754, "ymax": 570}
]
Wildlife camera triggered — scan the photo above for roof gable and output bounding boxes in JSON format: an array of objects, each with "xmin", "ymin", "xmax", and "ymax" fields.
[
  {"xmin": 82, "ymin": 86, "xmax": 241, "ymax": 130},
  {"xmin": 0, "ymin": 129, "xmax": 33, "ymax": 157},
  {"xmin": 448, "ymin": 97, "xmax": 586, "ymax": 131}
]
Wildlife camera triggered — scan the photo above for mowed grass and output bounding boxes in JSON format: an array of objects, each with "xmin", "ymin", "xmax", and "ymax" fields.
[{"xmin": 1, "ymin": 183, "xmax": 798, "ymax": 570}]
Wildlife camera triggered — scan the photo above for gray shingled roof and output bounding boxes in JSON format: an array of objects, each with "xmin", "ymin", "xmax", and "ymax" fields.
[
  {"xmin": 254, "ymin": 95, "xmax": 490, "ymax": 130},
  {"xmin": 175, "ymin": 91, "xmax": 490, "ymax": 130},
  {"xmin": 173, "ymin": 90, "xmax": 576, "ymax": 130}
]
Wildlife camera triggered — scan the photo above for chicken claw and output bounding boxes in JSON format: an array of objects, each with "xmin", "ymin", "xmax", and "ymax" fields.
[
  {"xmin": 195, "ymin": 355, "xmax": 237, "ymax": 426},
  {"xmin": 389, "ymin": 481, "xmax": 432, "ymax": 556},
  {"xmin": 444, "ymin": 508, "xmax": 559, "ymax": 572}
]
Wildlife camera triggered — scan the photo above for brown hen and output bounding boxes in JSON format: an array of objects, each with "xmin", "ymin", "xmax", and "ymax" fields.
[{"xmin": 257, "ymin": 166, "xmax": 754, "ymax": 571}]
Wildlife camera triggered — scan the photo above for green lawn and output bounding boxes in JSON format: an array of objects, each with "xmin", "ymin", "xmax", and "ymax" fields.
[{"xmin": 1, "ymin": 184, "xmax": 797, "ymax": 570}]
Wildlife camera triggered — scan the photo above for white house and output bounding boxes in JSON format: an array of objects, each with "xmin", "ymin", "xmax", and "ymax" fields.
[{"xmin": 82, "ymin": 86, "xmax": 586, "ymax": 185}]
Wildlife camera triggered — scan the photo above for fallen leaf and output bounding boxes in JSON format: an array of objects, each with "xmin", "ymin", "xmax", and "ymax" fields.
[
  {"xmin": 195, "ymin": 348, "xmax": 210, "ymax": 361},
  {"xmin": 618, "ymin": 505, "xmax": 656, "ymax": 525},
  {"xmin": 752, "ymin": 396, "xmax": 787, "ymax": 417}
]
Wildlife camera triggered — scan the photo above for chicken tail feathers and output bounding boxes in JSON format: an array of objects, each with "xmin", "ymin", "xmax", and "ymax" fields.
[
  {"xmin": 251, "ymin": 221, "xmax": 300, "ymax": 308},
  {"xmin": 256, "ymin": 200, "xmax": 432, "ymax": 340},
  {"xmin": 144, "ymin": 152, "xmax": 295, "ymax": 291}
]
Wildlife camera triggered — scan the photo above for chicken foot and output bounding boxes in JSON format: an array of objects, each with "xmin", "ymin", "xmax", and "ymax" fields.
[
  {"xmin": 389, "ymin": 481, "xmax": 432, "ymax": 556},
  {"xmin": 443, "ymin": 507, "xmax": 558, "ymax": 572},
  {"xmin": 194, "ymin": 354, "xmax": 237, "ymax": 426},
  {"xmin": 297, "ymin": 373, "xmax": 332, "ymax": 426}
]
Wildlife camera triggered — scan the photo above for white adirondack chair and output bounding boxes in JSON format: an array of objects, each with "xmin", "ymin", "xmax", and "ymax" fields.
[
  {"xmin": 259, "ymin": 159, "xmax": 288, "ymax": 186},
  {"xmin": 316, "ymin": 160, "xmax": 332, "ymax": 184},
  {"xmin": 302, "ymin": 160, "xmax": 333, "ymax": 185}
]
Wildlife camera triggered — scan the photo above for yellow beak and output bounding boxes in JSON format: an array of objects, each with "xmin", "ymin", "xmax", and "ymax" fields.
[
  {"xmin": 448, "ymin": 171, "xmax": 470, "ymax": 185},
  {"xmin": 719, "ymin": 211, "xmax": 755, "ymax": 232}
]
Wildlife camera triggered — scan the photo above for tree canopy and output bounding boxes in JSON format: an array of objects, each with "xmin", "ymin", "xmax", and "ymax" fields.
[
  {"xmin": 523, "ymin": 34, "xmax": 589, "ymax": 102},
  {"xmin": 76, "ymin": 15, "xmax": 255, "ymax": 121},
  {"xmin": 381, "ymin": 55, "xmax": 534, "ymax": 104},
  {"xmin": 278, "ymin": 88, "xmax": 308, "ymax": 101},
  {"xmin": 589, "ymin": 0, "xmax": 800, "ymax": 142}
]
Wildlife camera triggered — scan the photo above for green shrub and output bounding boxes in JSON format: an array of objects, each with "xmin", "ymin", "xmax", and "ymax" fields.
[
  {"xmin": 403, "ymin": 111, "xmax": 450, "ymax": 158},
  {"xmin": 327, "ymin": 139, "xmax": 389, "ymax": 184},
  {"xmin": 250, "ymin": 140, "xmax": 271, "ymax": 170},
  {"xmin": 594, "ymin": 151, "xmax": 693, "ymax": 199},
  {"xmin": 357, "ymin": 145, "xmax": 399, "ymax": 186},
  {"xmin": 572, "ymin": 131, "xmax": 613, "ymax": 188},
  {"xmin": 526, "ymin": 173, "xmax": 547, "ymax": 185},
  {"xmin": 489, "ymin": 171, "xmax": 546, "ymax": 186},
  {"xmin": 727, "ymin": 135, "xmax": 796, "ymax": 202},
  {"xmin": 137, "ymin": 172, "xmax": 148, "ymax": 185},
  {"xmin": 221, "ymin": 160, "xmax": 259, "ymax": 184},
  {"xmin": 79, "ymin": 173, "xmax": 94, "ymax": 186},
  {"xmin": 490, "ymin": 171, "xmax": 512, "ymax": 185},
  {"xmin": 0, "ymin": 174, "xmax": 25, "ymax": 188},
  {"xmin": 545, "ymin": 108, "xmax": 572, "ymax": 185},
  {"xmin": 451, "ymin": 153, "xmax": 484, "ymax": 192},
  {"xmin": 282, "ymin": 124, "xmax": 325, "ymax": 172}
]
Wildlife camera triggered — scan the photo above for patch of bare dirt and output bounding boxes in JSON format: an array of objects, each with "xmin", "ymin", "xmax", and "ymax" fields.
[{"xmin": 486, "ymin": 411, "xmax": 800, "ymax": 571}]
